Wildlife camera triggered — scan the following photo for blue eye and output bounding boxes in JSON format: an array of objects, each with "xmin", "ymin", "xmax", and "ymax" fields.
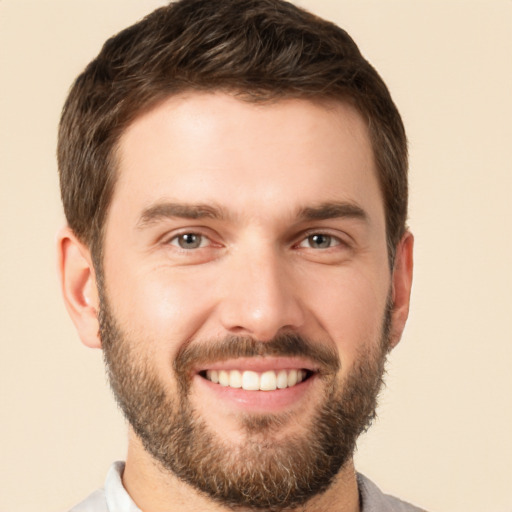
[
  {"xmin": 300, "ymin": 234, "xmax": 340, "ymax": 249},
  {"xmin": 171, "ymin": 233, "xmax": 206, "ymax": 249}
]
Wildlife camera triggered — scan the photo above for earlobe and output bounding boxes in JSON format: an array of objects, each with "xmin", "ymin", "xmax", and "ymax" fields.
[
  {"xmin": 57, "ymin": 227, "xmax": 102, "ymax": 349},
  {"xmin": 389, "ymin": 231, "xmax": 414, "ymax": 349}
]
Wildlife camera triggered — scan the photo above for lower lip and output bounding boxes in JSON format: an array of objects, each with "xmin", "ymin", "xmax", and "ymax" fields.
[{"xmin": 194, "ymin": 373, "xmax": 317, "ymax": 413}]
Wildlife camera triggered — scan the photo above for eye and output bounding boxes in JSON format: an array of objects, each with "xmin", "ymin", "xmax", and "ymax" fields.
[
  {"xmin": 299, "ymin": 233, "xmax": 341, "ymax": 249},
  {"xmin": 169, "ymin": 233, "xmax": 209, "ymax": 250}
]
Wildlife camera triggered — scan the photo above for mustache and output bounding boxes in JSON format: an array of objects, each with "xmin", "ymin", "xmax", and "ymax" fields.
[{"xmin": 173, "ymin": 333, "xmax": 341, "ymax": 379}]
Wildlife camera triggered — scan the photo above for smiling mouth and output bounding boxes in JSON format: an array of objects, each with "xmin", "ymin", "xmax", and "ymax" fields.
[{"xmin": 199, "ymin": 368, "xmax": 314, "ymax": 391}]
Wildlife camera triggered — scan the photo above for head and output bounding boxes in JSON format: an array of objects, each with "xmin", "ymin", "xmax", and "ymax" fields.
[
  {"xmin": 58, "ymin": 1, "xmax": 412, "ymax": 510},
  {"xmin": 58, "ymin": 0, "xmax": 408, "ymax": 271}
]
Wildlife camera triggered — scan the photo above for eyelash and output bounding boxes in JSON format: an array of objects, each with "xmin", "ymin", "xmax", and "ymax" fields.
[
  {"xmin": 165, "ymin": 230, "xmax": 347, "ymax": 252},
  {"xmin": 167, "ymin": 232, "xmax": 212, "ymax": 250},
  {"xmin": 296, "ymin": 233, "xmax": 343, "ymax": 250}
]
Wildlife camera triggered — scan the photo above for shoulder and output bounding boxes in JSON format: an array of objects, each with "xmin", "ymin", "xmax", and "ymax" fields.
[
  {"xmin": 68, "ymin": 488, "xmax": 108, "ymax": 512},
  {"xmin": 67, "ymin": 461, "xmax": 140, "ymax": 512},
  {"xmin": 357, "ymin": 473, "xmax": 427, "ymax": 512}
]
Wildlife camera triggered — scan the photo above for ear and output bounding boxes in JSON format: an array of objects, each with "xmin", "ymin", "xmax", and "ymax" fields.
[
  {"xmin": 57, "ymin": 226, "xmax": 101, "ymax": 349},
  {"xmin": 388, "ymin": 231, "xmax": 414, "ymax": 349}
]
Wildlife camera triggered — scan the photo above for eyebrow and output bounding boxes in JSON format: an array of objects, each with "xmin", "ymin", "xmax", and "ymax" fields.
[
  {"xmin": 297, "ymin": 201, "xmax": 368, "ymax": 223},
  {"xmin": 136, "ymin": 200, "xmax": 368, "ymax": 229},
  {"xmin": 137, "ymin": 202, "xmax": 227, "ymax": 228}
]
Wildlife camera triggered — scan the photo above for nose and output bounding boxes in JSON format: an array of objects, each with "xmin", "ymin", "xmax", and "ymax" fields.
[{"xmin": 217, "ymin": 244, "xmax": 305, "ymax": 341}]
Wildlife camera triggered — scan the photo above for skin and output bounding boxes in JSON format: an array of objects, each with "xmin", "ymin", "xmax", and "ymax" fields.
[{"xmin": 58, "ymin": 93, "xmax": 413, "ymax": 512}]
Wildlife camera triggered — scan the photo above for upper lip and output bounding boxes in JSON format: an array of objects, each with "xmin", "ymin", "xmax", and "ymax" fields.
[{"xmin": 195, "ymin": 356, "xmax": 320, "ymax": 374}]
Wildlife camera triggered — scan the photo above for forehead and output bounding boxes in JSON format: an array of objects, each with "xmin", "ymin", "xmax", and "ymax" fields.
[{"xmin": 111, "ymin": 92, "xmax": 384, "ymax": 228}]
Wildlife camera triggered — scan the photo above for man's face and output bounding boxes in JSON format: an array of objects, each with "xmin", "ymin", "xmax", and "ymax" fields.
[{"xmin": 99, "ymin": 93, "xmax": 395, "ymax": 508}]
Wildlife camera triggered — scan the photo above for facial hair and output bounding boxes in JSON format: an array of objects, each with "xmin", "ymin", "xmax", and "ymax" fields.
[{"xmin": 100, "ymin": 296, "xmax": 391, "ymax": 511}]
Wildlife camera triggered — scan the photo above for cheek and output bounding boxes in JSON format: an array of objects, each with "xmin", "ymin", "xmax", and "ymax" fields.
[
  {"xmin": 303, "ymin": 267, "xmax": 390, "ymax": 367},
  {"xmin": 107, "ymin": 266, "xmax": 218, "ymax": 357}
]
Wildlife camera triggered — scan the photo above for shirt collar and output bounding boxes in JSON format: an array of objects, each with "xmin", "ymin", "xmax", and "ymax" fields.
[{"xmin": 105, "ymin": 461, "xmax": 142, "ymax": 512}]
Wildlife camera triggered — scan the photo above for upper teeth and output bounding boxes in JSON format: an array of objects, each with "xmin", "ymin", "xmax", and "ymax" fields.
[{"xmin": 205, "ymin": 369, "xmax": 307, "ymax": 391}]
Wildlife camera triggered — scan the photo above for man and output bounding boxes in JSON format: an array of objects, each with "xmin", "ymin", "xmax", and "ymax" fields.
[{"xmin": 57, "ymin": 0, "xmax": 420, "ymax": 510}]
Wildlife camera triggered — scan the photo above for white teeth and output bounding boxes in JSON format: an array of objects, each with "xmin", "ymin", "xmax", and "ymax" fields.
[
  {"xmin": 205, "ymin": 369, "xmax": 308, "ymax": 391},
  {"xmin": 207, "ymin": 370, "xmax": 219, "ymax": 384},
  {"xmin": 276, "ymin": 370, "xmax": 288, "ymax": 389},
  {"xmin": 260, "ymin": 371, "xmax": 277, "ymax": 391},
  {"xmin": 229, "ymin": 370, "xmax": 243, "ymax": 388},
  {"xmin": 218, "ymin": 370, "xmax": 229, "ymax": 387},
  {"xmin": 242, "ymin": 371, "xmax": 260, "ymax": 390}
]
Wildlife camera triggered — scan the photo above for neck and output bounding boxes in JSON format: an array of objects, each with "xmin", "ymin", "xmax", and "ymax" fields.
[{"xmin": 122, "ymin": 431, "xmax": 360, "ymax": 512}]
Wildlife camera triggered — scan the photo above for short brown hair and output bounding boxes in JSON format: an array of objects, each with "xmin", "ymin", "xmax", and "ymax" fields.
[{"xmin": 58, "ymin": 0, "xmax": 407, "ymax": 267}]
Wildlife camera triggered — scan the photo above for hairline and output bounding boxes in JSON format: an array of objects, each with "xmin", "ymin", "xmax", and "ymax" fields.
[{"xmin": 89, "ymin": 87, "xmax": 397, "ymax": 280}]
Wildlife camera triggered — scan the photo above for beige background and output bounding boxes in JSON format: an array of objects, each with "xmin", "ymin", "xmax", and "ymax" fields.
[{"xmin": 1, "ymin": 1, "xmax": 511, "ymax": 511}]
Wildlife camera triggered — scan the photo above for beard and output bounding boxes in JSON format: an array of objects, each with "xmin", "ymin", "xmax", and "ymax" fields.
[{"xmin": 99, "ymin": 294, "xmax": 391, "ymax": 511}]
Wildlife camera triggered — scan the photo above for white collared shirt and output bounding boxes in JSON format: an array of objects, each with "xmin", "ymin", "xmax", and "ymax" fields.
[{"xmin": 69, "ymin": 461, "xmax": 426, "ymax": 512}]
